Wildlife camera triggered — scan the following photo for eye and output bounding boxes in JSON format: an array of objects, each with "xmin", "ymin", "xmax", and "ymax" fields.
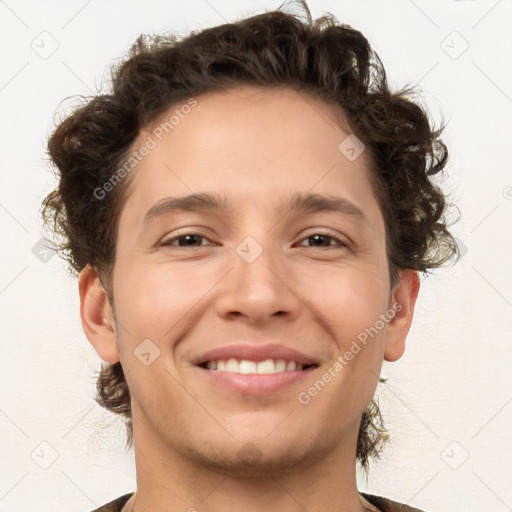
[
  {"xmin": 159, "ymin": 232, "xmax": 212, "ymax": 248},
  {"xmin": 297, "ymin": 231, "xmax": 349, "ymax": 249}
]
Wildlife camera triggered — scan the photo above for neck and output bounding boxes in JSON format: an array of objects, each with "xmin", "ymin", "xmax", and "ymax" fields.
[{"xmin": 126, "ymin": 414, "xmax": 368, "ymax": 512}]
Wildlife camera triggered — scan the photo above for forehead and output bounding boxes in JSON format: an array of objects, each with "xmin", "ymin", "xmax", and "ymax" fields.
[
  {"xmin": 147, "ymin": 85, "xmax": 356, "ymax": 154},
  {"xmin": 118, "ymin": 85, "xmax": 382, "ymax": 229}
]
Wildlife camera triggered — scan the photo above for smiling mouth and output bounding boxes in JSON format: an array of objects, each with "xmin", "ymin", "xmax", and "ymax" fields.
[{"xmin": 198, "ymin": 358, "xmax": 318, "ymax": 374}]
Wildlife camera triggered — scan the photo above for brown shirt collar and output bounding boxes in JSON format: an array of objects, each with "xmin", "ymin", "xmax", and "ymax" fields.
[{"xmin": 91, "ymin": 492, "xmax": 428, "ymax": 512}]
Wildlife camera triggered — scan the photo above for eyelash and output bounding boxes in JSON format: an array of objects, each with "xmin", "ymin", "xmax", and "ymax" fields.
[{"xmin": 158, "ymin": 230, "xmax": 350, "ymax": 249}]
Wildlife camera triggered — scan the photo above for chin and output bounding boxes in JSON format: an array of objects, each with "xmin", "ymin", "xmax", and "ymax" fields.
[{"xmin": 177, "ymin": 434, "xmax": 330, "ymax": 477}]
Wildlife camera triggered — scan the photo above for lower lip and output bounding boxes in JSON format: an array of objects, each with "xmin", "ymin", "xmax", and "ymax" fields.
[{"xmin": 196, "ymin": 366, "xmax": 317, "ymax": 396}]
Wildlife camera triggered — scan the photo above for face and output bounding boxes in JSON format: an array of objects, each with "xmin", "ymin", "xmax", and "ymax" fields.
[{"xmin": 82, "ymin": 85, "xmax": 418, "ymax": 475}]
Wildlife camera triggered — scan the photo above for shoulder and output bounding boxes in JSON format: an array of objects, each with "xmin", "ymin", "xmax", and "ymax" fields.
[
  {"xmin": 361, "ymin": 492, "xmax": 429, "ymax": 512},
  {"xmin": 89, "ymin": 493, "xmax": 134, "ymax": 512}
]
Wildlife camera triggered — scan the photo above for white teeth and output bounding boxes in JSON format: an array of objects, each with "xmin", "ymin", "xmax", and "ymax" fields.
[
  {"xmin": 275, "ymin": 359, "xmax": 286, "ymax": 372},
  {"xmin": 239, "ymin": 360, "xmax": 257, "ymax": 374},
  {"xmin": 226, "ymin": 358, "xmax": 239, "ymax": 372},
  {"xmin": 205, "ymin": 358, "xmax": 307, "ymax": 374},
  {"xmin": 257, "ymin": 359, "xmax": 275, "ymax": 374}
]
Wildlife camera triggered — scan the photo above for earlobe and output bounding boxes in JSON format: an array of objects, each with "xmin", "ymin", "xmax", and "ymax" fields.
[
  {"xmin": 383, "ymin": 269, "xmax": 420, "ymax": 362},
  {"xmin": 78, "ymin": 264, "xmax": 120, "ymax": 363}
]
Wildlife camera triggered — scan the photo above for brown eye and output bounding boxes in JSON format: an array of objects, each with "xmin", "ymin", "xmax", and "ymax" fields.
[
  {"xmin": 298, "ymin": 232, "xmax": 349, "ymax": 248},
  {"xmin": 159, "ymin": 233, "xmax": 210, "ymax": 247}
]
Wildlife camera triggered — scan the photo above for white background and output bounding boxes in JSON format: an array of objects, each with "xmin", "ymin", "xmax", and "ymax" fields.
[{"xmin": 1, "ymin": 1, "xmax": 511, "ymax": 511}]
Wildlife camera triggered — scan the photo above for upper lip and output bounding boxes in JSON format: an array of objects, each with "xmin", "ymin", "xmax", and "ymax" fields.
[{"xmin": 193, "ymin": 343, "xmax": 319, "ymax": 366}]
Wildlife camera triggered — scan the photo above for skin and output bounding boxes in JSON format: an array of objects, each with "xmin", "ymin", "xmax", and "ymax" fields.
[{"xmin": 79, "ymin": 85, "xmax": 419, "ymax": 512}]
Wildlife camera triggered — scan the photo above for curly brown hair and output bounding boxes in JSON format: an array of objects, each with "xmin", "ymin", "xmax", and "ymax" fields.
[{"xmin": 41, "ymin": 0, "xmax": 459, "ymax": 470}]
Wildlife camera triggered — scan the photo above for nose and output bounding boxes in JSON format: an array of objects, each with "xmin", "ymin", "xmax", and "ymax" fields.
[{"xmin": 213, "ymin": 239, "xmax": 302, "ymax": 325}]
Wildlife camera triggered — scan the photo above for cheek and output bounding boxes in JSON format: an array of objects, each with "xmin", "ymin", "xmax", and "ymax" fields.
[
  {"xmin": 111, "ymin": 260, "xmax": 195, "ymax": 414},
  {"xmin": 297, "ymin": 269, "xmax": 388, "ymax": 421},
  {"xmin": 113, "ymin": 259, "xmax": 218, "ymax": 349},
  {"xmin": 300, "ymin": 261, "xmax": 390, "ymax": 349}
]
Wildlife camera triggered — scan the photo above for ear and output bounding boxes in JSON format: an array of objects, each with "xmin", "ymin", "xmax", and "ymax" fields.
[
  {"xmin": 384, "ymin": 269, "xmax": 420, "ymax": 362},
  {"xmin": 78, "ymin": 264, "xmax": 119, "ymax": 363}
]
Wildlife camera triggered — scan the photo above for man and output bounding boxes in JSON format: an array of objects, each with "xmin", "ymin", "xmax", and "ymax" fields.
[{"xmin": 42, "ymin": 1, "xmax": 458, "ymax": 510}]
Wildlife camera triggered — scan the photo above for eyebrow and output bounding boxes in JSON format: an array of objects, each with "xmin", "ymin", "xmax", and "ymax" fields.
[{"xmin": 143, "ymin": 191, "xmax": 368, "ymax": 224}]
